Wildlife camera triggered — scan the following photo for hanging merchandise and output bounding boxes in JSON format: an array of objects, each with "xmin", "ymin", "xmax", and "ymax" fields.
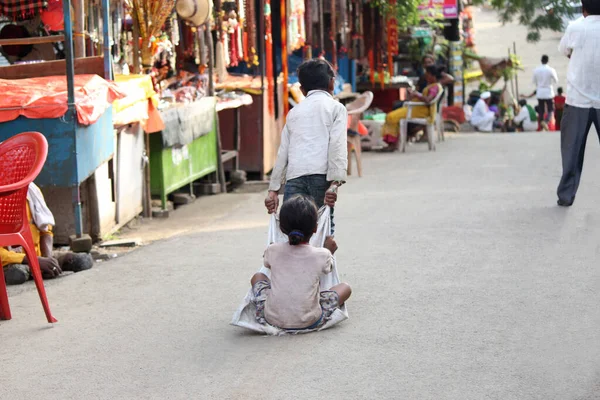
[
  {"xmin": 41, "ymin": 0, "xmax": 64, "ymax": 32},
  {"xmin": 127, "ymin": 0, "xmax": 176, "ymax": 69},
  {"xmin": 386, "ymin": 0, "xmax": 398, "ymax": 76},
  {"xmin": 287, "ymin": 0, "xmax": 305, "ymax": 52},
  {"xmin": 303, "ymin": 0, "xmax": 311, "ymax": 59},
  {"xmin": 368, "ymin": 7, "xmax": 375, "ymax": 86},
  {"xmin": 0, "ymin": 0, "xmax": 48, "ymax": 20},
  {"xmin": 243, "ymin": 0, "xmax": 258, "ymax": 67},
  {"xmin": 265, "ymin": 0, "xmax": 274, "ymax": 115},
  {"xmin": 281, "ymin": 0, "xmax": 288, "ymax": 116},
  {"xmin": 176, "ymin": 0, "xmax": 213, "ymax": 27},
  {"xmin": 330, "ymin": 0, "xmax": 337, "ymax": 68}
]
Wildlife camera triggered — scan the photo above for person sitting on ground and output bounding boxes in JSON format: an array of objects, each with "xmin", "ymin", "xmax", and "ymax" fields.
[
  {"xmin": 513, "ymin": 99, "xmax": 539, "ymax": 132},
  {"xmin": 470, "ymin": 91, "xmax": 496, "ymax": 132},
  {"xmin": 251, "ymin": 195, "xmax": 351, "ymax": 330},
  {"xmin": 382, "ymin": 65, "xmax": 444, "ymax": 150},
  {"xmin": 554, "ymin": 87, "xmax": 566, "ymax": 130},
  {"xmin": 1, "ymin": 183, "xmax": 94, "ymax": 285},
  {"xmin": 265, "ymin": 58, "xmax": 347, "ymax": 233}
]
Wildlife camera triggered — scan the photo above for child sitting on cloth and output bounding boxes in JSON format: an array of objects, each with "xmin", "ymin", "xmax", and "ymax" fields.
[
  {"xmin": 251, "ymin": 195, "xmax": 351, "ymax": 331},
  {"xmin": 265, "ymin": 59, "xmax": 348, "ymax": 233}
]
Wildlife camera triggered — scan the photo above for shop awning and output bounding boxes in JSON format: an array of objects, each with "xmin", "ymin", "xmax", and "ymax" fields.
[{"xmin": 0, "ymin": 74, "xmax": 125, "ymax": 125}]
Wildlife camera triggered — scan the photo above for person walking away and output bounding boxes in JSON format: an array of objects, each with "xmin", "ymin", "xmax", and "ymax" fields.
[
  {"xmin": 265, "ymin": 58, "xmax": 347, "ymax": 231},
  {"xmin": 532, "ymin": 55, "xmax": 559, "ymax": 130},
  {"xmin": 470, "ymin": 91, "xmax": 495, "ymax": 132},
  {"xmin": 513, "ymin": 99, "xmax": 538, "ymax": 131},
  {"xmin": 554, "ymin": 87, "xmax": 566, "ymax": 130},
  {"xmin": 556, "ymin": 0, "xmax": 600, "ymax": 207}
]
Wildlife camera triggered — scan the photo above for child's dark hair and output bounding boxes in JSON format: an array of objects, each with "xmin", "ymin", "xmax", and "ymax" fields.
[
  {"xmin": 297, "ymin": 58, "xmax": 335, "ymax": 92},
  {"xmin": 518, "ymin": 99, "xmax": 527, "ymax": 107},
  {"xmin": 279, "ymin": 195, "xmax": 318, "ymax": 245},
  {"xmin": 558, "ymin": 87, "xmax": 563, "ymax": 94}
]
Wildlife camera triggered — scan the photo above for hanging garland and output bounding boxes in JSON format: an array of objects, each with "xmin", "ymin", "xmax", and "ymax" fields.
[
  {"xmin": 265, "ymin": 0, "xmax": 275, "ymax": 115},
  {"xmin": 386, "ymin": 0, "xmax": 398, "ymax": 77},
  {"xmin": 281, "ymin": 0, "xmax": 289, "ymax": 116},
  {"xmin": 241, "ymin": 0, "xmax": 258, "ymax": 67}
]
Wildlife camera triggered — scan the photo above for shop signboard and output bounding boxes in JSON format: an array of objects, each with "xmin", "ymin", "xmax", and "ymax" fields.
[{"xmin": 419, "ymin": 0, "xmax": 459, "ymax": 20}]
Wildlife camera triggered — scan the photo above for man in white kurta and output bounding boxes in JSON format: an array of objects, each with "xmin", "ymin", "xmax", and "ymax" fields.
[{"xmin": 470, "ymin": 91, "xmax": 495, "ymax": 132}]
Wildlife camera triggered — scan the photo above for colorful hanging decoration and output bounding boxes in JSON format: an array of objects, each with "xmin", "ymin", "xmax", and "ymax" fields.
[
  {"xmin": 281, "ymin": 0, "xmax": 289, "ymax": 116},
  {"xmin": 386, "ymin": 0, "xmax": 398, "ymax": 77},
  {"xmin": 287, "ymin": 0, "xmax": 306, "ymax": 52},
  {"xmin": 127, "ymin": 0, "xmax": 176, "ymax": 69},
  {"xmin": 330, "ymin": 0, "xmax": 337, "ymax": 68},
  {"xmin": 243, "ymin": 0, "xmax": 259, "ymax": 67},
  {"xmin": 265, "ymin": 0, "xmax": 275, "ymax": 115},
  {"xmin": 303, "ymin": 0, "xmax": 312, "ymax": 59}
]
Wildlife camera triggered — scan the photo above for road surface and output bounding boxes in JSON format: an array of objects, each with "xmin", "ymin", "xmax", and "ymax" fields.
[{"xmin": 3, "ymin": 132, "xmax": 600, "ymax": 399}]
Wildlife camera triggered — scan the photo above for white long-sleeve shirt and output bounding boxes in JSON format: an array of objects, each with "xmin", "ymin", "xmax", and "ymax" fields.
[
  {"xmin": 268, "ymin": 90, "xmax": 348, "ymax": 192},
  {"xmin": 532, "ymin": 64, "xmax": 558, "ymax": 99},
  {"xmin": 559, "ymin": 15, "xmax": 600, "ymax": 108}
]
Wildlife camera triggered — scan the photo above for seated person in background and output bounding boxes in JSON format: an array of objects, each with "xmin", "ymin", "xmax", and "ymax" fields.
[
  {"xmin": 470, "ymin": 91, "xmax": 496, "ymax": 132},
  {"xmin": 382, "ymin": 65, "xmax": 444, "ymax": 150},
  {"xmin": 1, "ymin": 183, "xmax": 93, "ymax": 285},
  {"xmin": 393, "ymin": 54, "xmax": 454, "ymax": 110},
  {"xmin": 513, "ymin": 99, "xmax": 539, "ymax": 132},
  {"xmin": 418, "ymin": 54, "xmax": 455, "ymax": 91},
  {"xmin": 553, "ymin": 87, "xmax": 566, "ymax": 130}
]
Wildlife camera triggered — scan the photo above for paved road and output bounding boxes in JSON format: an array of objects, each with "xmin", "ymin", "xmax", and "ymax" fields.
[{"xmin": 3, "ymin": 132, "xmax": 600, "ymax": 399}]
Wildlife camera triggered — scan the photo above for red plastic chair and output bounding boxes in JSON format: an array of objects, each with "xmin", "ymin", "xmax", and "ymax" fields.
[{"xmin": 0, "ymin": 132, "xmax": 57, "ymax": 323}]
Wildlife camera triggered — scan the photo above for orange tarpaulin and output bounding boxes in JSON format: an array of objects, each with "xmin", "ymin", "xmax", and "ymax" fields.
[{"xmin": 0, "ymin": 74, "xmax": 126, "ymax": 126}]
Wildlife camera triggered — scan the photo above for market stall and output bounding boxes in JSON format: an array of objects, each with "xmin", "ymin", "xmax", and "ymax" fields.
[{"xmin": 0, "ymin": 74, "xmax": 123, "ymax": 243}]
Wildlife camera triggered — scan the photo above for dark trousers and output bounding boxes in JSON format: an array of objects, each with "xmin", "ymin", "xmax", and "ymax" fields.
[
  {"xmin": 538, "ymin": 99, "xmax": 554, "ymax": 123},
  {"xmin": 283, "ymin": 174, "xmax": 335, "ymax": 235},
  {"xmin": 557, "ymin": 105, "xmax": 600, "ymax": 203}
]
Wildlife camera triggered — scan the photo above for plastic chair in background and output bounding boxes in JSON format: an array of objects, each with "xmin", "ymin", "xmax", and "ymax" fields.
[
  {"xmin": 346, "ymin": 91, "xmax": 373, "ymax": 177},
  {"xmin": 0, "ymin": 132, "xmax": 57, "ymax": 323},
  {"xmin": 399, "ymin": 88, "xmax": 444, "ymax": 152}
]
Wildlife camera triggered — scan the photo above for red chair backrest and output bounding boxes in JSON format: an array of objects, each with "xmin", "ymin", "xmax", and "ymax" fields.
[{"xmin": 0, "ymin": 132, "xmax": 48, "ymax": 235}]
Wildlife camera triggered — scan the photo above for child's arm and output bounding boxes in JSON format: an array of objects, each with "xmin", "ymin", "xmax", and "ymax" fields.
[
  {"xmin": 265, "ymin": 125, "xmax": 290, "ymax": 213},
  {"xmin": 327, "ymin": 105, "xmax": 348, "ymax": 186}
]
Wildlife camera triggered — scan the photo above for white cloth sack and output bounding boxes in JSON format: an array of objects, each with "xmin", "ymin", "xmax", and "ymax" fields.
[
  {"xmin": 27, "ymin": 183, "xmax": 55, "ymax": 232},
  {"xmin": 231, "ymin": 207, "xmax": 349, "ymax": 335}
]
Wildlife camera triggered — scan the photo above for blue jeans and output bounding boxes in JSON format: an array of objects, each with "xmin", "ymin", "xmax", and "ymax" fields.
[{"xmin": 283, "ymin": 174, "xmax": 335, "ymax": 235}]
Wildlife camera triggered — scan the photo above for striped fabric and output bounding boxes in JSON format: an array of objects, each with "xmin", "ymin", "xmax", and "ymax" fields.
[{"xmin": 0, "ymin": 0, "xmax": 48, "ymax": 19}]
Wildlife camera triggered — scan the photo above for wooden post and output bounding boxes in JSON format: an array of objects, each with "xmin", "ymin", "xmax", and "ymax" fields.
[
  {"xmin": 132, "ymin": 12, "xmax": 141, "ymax": 74},
  {"xmin": 73, "ymin": 0, "xmax": 85, "ymax": 58},
  {"xmin": 513, "ymin": 41, "xmax": 519, "ymax": 99}
]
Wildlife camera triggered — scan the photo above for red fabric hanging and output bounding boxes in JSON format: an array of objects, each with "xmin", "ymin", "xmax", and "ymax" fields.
[
  {"xmin": 265, "ymin": 1, "xmax": 274, "ymax": 115},
  {"xmin": 281, "ymin": 0, "xmax": 289, "ymax": 116}
]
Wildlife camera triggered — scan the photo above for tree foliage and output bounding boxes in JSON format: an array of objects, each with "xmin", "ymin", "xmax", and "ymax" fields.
[
  {"xmin": 475, "ymin": 0, "xmax": 579, "ymax": 41},
  {"xmin": 373, "ymin": 0, "xmax": 579, "ymax": 42},
  {"xmin": 370, "ymin": 0, "xmax": 424, "ymax": 32}
]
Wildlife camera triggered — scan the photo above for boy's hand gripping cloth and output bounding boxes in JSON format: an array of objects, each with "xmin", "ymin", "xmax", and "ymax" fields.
[{"xmin": 231, "ymin": 207, "xmax": 349, "ymax": 335}]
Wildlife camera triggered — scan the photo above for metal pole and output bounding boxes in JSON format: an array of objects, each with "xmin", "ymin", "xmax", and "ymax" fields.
[
  {"xmin": 63, "ymin": 0, "xmax": 83, "ymax": 238},
  {"xmin": 63, "ymin": 0, "xmax": 76, "ymax": 107},
  {"xmin": 101, "ymin": 0, "xmax": 113, "ymax": 80}
]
